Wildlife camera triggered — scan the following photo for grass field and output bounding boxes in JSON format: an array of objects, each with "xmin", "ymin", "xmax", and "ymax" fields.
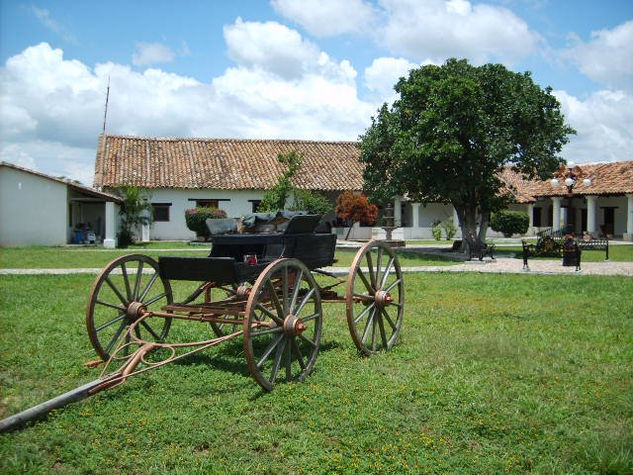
[
  {"xmin": 0, "ymin": 246, "xmax": 456, "ymax": 269},
  {"xmin": 1, "ymin": 273, "xmax": 631, "ymax": 473}
]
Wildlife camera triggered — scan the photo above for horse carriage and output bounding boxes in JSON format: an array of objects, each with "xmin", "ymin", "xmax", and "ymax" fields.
[{"xmin": 1, "ymin": 213, "xmax": 405, "ymax": 431}]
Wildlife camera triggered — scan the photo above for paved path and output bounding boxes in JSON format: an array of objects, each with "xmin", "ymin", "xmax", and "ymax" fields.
[{"xmin": 1, "ymin": 257, "xmax": 631, "ymax": 276}]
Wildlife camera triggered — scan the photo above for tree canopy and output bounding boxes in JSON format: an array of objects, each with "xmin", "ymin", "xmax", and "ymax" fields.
[{"xmin": 359, "ymin": 58, "xmax": 575, "ymax": 245}]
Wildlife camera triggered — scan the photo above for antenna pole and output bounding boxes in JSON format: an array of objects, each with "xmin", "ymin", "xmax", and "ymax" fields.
[{"xmin": 102, "ymin": 76, "xmax": 110, "ymax": 134}]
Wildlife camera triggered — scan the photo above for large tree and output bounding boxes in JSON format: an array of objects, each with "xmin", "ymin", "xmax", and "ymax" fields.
[{"xmin": 359, "ymin": 58, "xmax": 575, "ymax": 248}]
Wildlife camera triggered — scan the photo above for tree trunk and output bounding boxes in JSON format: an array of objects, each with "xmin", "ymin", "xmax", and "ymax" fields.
[
  {"xmin": 478, "ymin": 210, "xmax": 490, "ymax": 243},
  {"xmin": 344, "ymin": 221, "xmax": 355, "ymax": 240},
  {"xmin": 454, "ymin": 203, "xmax": 486, "ymax": 255}
]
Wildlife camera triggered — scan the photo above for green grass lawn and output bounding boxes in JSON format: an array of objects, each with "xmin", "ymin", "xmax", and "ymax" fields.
[
  {"xmin": 1, "ymin": 273, "xmax": 631, "ymax": 473},
  {"xmin": 0, "ymin": 246, "xmax": 456, "ymax": 269}
]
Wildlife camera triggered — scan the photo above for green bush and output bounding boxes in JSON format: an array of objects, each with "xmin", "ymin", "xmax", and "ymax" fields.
[
  {"xmin": 291, "ymin": 189, "xmax": 332, "ymax": 216},
  {"xmin": 185, "ymin": 208, "xmax": 227, "ymax": 239},
  {"xmin": 490, "ymin": 210, "xmax": 529, "ymax": 237},
  {"xmin": 431, "ymin": 220, "xmax": 442, "ymax": 241},
  {"xmin": 441, "ymin": 217, "xmax": 458, "ymax": 240}
]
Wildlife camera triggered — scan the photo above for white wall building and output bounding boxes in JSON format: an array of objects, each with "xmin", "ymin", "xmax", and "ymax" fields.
[{"xmin": 0, "ymin": 162, "xmax": 122, "ymax": 247}]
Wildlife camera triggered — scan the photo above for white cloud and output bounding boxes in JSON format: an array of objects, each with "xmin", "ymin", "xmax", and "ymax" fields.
[
  {"xmin": 378, "ymin": 0, "xmax": 539, "ymax": 64},
  {"xmin": 555, "ymin": 89, "xmax": 633, "ymax": 163},
  {"xmin": 0, "ymin": 35, "xmax": 375, "ymax": 184},
  {"xmin": 0, "ymin": 141, "xmax": 97, "ymax": 185},
  {"xmin": 563, "ymin": 20, "xmax": 633, "ymax": 92},
  {"xmin": 132, "ymin": 42, "xmax": 176, "ymax": 67},
  {"xmin": 271, "ymin": 0, "xmax": 377, "ymax": 36},
  {"xmin": 272, "ymin": 0, "xmax": 539, "ymax": 66},
  {"xmin": 30, "ymin": 6, "xmax": 76, "ymax": 43},
  {"xmin": 364, "ymin": 57, "xmax": 419, "ymax": 100},
  {"xmin": 223, "ymin": 17, "xmax": 359, "ymax": 82}
]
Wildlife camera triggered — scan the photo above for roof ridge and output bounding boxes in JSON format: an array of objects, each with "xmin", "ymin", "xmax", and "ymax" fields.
[{"xmin": 101, "ymin": 133, "xmax": 359, "ymax": 145}]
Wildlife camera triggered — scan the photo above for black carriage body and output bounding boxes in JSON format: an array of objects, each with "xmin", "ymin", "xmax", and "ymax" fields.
[{"xmin": 159, "ymin": 232, "xmax": 336, "ymax": 284}]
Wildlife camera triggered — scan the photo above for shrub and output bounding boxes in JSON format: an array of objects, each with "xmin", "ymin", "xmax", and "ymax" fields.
[
  {"xmin": 185, "ymin": 208, "xmax": 228, "ymax": 239},
  {"xmin": 490, "ymin": 210, "xmax": 529, "ymax": 237},
  {"xmin": 291, "ymin": 189, "xmax": 332, "ymax": 216},
  {"xmin": 431, "ymin": 220, "xmax": 442, "ymax": 241},
  {"xmin": 336, "ymin": 192, "xmax": 379, "ymax": 239},
  {"xmin": 116, "ymin": 228, "xmax": 134, "ymax": 248},
  {"xmin": 441, "ymin": 218, "xmax": 458, "ymax": 240},
  {"xmin": 114, "ymin": 186, "xmax": 152, "ymax": 248}
]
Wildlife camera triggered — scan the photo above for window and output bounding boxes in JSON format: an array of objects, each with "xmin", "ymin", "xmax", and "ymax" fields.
[
  {"xmin": 188, "ymin": 198, "xmax": 230, "ymax": 209},
  {"xmin": 532, "ymin": 207, "xmax": 542, "ymax": 227},
  {"xmin": 152, "ymin": 203, "xmax": 171, "ymax": 222},
  {"xmin": 249, "ymin": 200, "xmax": 262, "ymax": 212},
  {"xmin": 196, "ymin": 199, "xmax": 219, "ymax": 208}
]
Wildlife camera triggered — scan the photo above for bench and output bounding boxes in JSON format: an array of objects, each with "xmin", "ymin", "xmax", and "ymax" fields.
[
  {"xmin": 467, "ymin": 241, "xmax": 495, "ymax": 261},
  {"xmin": 577, "ymin": 237, "xmax": 609, "ymax": 260},
  {"xmin": 521, "ymin": 237, "xmax": 581, "ymax": 271}
]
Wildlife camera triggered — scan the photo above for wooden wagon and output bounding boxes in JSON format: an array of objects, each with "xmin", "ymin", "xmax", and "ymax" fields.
[{"xmin": 1, "ymin": 214, "xmax": 405, "ymax": 431}]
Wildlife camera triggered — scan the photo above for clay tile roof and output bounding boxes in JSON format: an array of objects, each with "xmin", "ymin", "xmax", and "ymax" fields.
[
  {"xmin": 499, "ymin": 161, "xmax": 633, "ymax": 201},
  {"xmin": 94, "ymin": 134, "xmax": 364, "ymax": 192}
]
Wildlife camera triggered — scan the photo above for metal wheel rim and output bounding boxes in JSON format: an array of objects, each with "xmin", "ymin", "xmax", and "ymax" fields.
[
  {"xmin": 345, "ymin": 240, "xmax": 404, "ymax": 355},
  {"xmin": 86, "ymin": 254, "xmax": 173, "ymax": 361},
  {"xmin": 243, "ymin": 258, "xmax": 322, "ymax": 391}
]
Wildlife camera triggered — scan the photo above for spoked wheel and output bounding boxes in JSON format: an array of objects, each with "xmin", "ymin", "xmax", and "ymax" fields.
[
  {"xmin": 86, "ymin": 254, "xmax": 173, "ymax": 361},
  {"xmin": 345, "ymin": 240, "xmax": 404, "ymax": 355},
  {"xmin": 209, "ymin": 283, "xmax": 248, "ymax": 337},
  {"xmin": 243, "ymin": 258, "xmax": 322, "ymax": 391}
]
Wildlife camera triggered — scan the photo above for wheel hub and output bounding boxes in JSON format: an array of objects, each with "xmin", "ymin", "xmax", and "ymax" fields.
[
  {"xmin": 283, "ymin": 314, "xmax": 306, "ymax": 336},
  {"xmin": 236, "ymin": 284, "xmax": 251, "ymax": 299},
  {"xmin": 374, "ymin": 290, "xmax": 393, "ymax": 308},
  {"xmin": 126, "ymin": 301, "xmax": 147, "ymax": 322}
]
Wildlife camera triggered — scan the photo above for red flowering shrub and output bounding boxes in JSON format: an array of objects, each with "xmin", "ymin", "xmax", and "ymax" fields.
[{"xmin": 185, "ymin": 207, "xmax": 227, "ymax": 238}]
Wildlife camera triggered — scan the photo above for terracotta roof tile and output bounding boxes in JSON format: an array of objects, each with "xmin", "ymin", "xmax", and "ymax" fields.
[
  {"xmin": 94, "ymin": 135, "xmax": 631, "ymax": 201},
  {"xmin": 94, "ymin": 134, "xmax": 364, "ymax": 191},
  {"xmin": 499, "ymin": 161, "xmax": 633, "ymax": 201}
]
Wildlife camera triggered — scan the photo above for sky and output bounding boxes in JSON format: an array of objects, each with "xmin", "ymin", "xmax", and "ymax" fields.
[{"xmin": 0, "ymin": 0, "xmax": 632, "ymax": 186}]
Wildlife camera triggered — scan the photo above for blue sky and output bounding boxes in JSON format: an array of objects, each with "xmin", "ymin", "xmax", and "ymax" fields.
[{"xmin": 1, "ymin": 0, "xmax": 632, "ymax": 184}]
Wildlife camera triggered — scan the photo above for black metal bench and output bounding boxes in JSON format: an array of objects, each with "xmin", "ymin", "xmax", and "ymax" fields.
[
  {"xmin": 521, "ymin": 237, "xmax": 581, "ymax": 271},
  {"xmin": 577, "ymin": 237, "xmax": 609, "ymax": 260},
  {"xmin": 468, "ymin": 241, "xmax": 495, "ymax": 261}
]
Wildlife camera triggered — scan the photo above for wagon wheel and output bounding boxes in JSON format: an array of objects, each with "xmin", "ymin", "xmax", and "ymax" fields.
[
  {"xmin": 243, "ymin": 259, "xmax": 322, "ymax": 391},
  {"xmin": 208, "ymin": 283, "xmax": 246, "ymax": 337},
  {"xmin": 86, "ymin": 254, "xmax": 173, "ymax": 361},
  {"xmin": 345, "ymin": 240, "xmax": 404, "ymax": 355}
]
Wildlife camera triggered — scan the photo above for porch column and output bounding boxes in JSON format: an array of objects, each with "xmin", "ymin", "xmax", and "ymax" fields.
[
  {"xmin": 393, "ymin": 197, "xmax": 402, "ymax": 227},
  {"xmin": 586, "ymin": 195, "xmax": 598, "ymax": 235},
  {"xmin": 527, "ymin": 203, "xmax": 534, "ymax": 235},
  {"xmin": 452, "ymin": 207, "xmax": 460, "ymax": 238},
  {"xmin": 552, "ymin": 197, "xmax": 562, "ymax": 231},
  {"xmin": 103, "ymin": 201, "xmax": 117, "ymax": 248},
  {"xmin": 411, "ymin": 202, "xmax": 420, "ymax": 228},
  {"xmin": 625, "ymin": 193, "xmax": 633, "ymax": 241},
  {"xmin": 141, "ymin": 223, "xmax": 150, "ymax": 242}
]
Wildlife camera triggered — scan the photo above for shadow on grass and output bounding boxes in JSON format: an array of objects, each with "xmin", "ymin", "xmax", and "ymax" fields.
[{"xmin": 171, "ymin": 339, "xmax": 342, "ymax": 378}]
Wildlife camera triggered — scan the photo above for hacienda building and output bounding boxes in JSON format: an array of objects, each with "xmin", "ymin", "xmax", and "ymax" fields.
[
  {"xmin": 0, "ymin": 161, "xmax": 122, "ymax": 247},
  {"xmin": 93, "ymin": 134, "xmax": 633, "ymax": 243}
]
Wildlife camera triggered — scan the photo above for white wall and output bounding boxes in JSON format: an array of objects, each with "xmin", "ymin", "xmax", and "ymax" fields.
[
  {"xmin": 0, "ymin": 167, "xmax": 68, "ymax": 246},
  {"xmin": 147, "ymin": 188, "xmax": 266, "ymax": 240}
]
